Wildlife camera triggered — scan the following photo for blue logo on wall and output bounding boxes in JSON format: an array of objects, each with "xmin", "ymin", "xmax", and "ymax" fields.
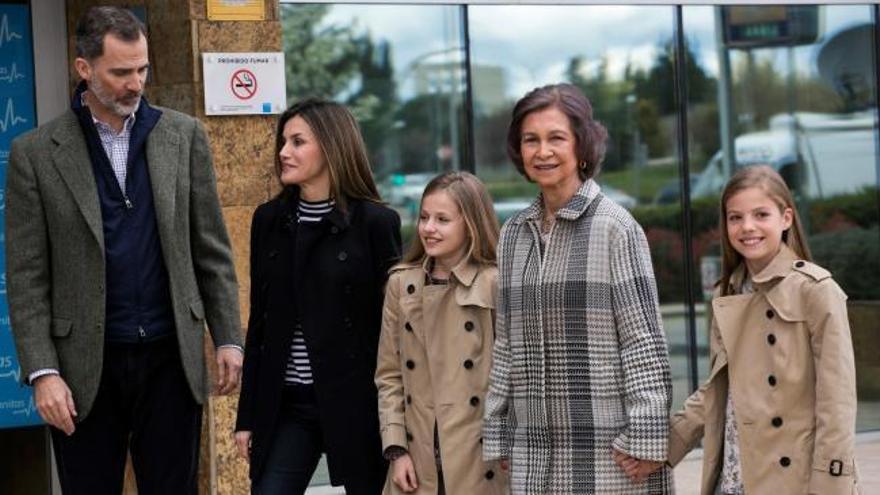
[
  {"xmin": 262, "ymin": 102, "xmax": 271, "ymax": 113},
  {"xmin": 0, "ymin": 4, "xmax": 42, "ymax": 429}
]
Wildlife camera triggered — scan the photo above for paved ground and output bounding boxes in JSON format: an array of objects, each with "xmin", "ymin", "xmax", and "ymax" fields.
[
  {"xmin": 672, "ymin": 431, "xmax": 880, "ymax": 494},
  {"xmin": 305, "ymin": 432, "xmax": 880, "ymax": 494}
]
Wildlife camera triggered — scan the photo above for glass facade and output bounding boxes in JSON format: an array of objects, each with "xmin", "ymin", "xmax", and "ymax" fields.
[{"xmin": 280, "ymin": 2, "xmax": 880, "ymax": 487}]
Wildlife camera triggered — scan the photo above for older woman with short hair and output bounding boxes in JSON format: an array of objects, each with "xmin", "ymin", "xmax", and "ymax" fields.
[{"xmin": 482, "ymin": 83, "xmax": 673, "ymax": 494}]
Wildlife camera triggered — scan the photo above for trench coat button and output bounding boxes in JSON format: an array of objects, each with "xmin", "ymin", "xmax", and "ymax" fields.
[
  {"xmin": 337, "ymin": 251, "xmax": 348, "ymax": 261},
  {"xmin": 485, "ymin": 469, "xmax": 495, "ymax": 480},
  {"xmin": 767, "ymin": 334, "xmax": 777, "ymax": 345},
  {"xmin": 405, "ymin": 322, "xmax": 413, "ymax": 332},
  {"xmin": 407, "ymin": 284, "xmax": 415, "ymax": 294},
  {"xmin": 98, "ymin": 284, "xmax": 104, "ymax": 293},
  {"xmin": 772, "ymin": 416, "xmax": 783, "ymax": 427},
  {"xmin": 469, "ymin": 396, "xmax": 480, "ymax": 407},
  {"xmin": 344, "ymin": 317, "xmax": 352, "ymax": 329},
  {"xmin": 330, "ymin": 226, "xmax": 339, "ymax": 234},
  {"xmin": 406, "ymin": 394, "xmax": 412, "ymax": 404},
  {"xmin": 780, "ymin": 456, "xmax": 791, "ymax": 467},
  {"xmin": 768, "ymin": 375, "xmax": 777, "ymax": 386},
  {"xmin": 464, "ymin": 359, "xmax": 474, "ymax": 369},
  {"xmin": 795, "ymin": 260, "xmax": 805, "ymax": 268},
  {"xmin": 406, "ymin": 431, "xmax": 413, "ymax": 441},
  {"xmin": 766, "ymin": 309, "xmax": 775, "ymax": 319},
  {"xmin": 406, "ymin": 360, "xmax": 415, "ymax": 370},
  {"xmin": 464, "ymin": 321, "xmax": 474, "ymax": 332}
]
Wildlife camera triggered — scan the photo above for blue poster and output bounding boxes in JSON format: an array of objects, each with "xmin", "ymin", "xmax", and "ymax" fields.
[{"xmin": 0, "ymin": 4, "xmax": 41, "ymax": 428}]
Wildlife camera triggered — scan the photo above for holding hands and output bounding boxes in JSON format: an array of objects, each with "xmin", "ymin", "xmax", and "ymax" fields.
[{"xmin": 612, "ymin": 448, "xmax": 663, "ymax": 483}]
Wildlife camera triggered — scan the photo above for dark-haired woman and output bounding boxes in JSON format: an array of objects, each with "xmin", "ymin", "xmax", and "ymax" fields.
[
  {"xmin": 235, "ymin": 99, "xmax": 402, "ymax": 495},
  {"xmin": 482, "ymin": 83, "xmax": 673, "ymax": 494}
]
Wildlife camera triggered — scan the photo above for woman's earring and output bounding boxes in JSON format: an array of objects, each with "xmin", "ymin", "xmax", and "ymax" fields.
[{"xmin": 579, "ymin": 161, "xmax": 587, "ymax": 170}]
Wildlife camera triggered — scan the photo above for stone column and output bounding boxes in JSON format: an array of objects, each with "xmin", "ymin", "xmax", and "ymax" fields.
[{"xmin": 65, "ymin": 1, "xmax": 281, "ymax": 492}]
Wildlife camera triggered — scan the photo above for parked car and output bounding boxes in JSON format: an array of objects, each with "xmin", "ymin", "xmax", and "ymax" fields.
[
  {"xmin": 653, "ymin": 175, "xmax": 698, "ymax": 205},
  {"xmin": 599, "ymin": 183, "xmax": 639, "ymax": 209},
  {"xmin": 379, "ymin": 172, "xmax": 435, "ymax": 208}
]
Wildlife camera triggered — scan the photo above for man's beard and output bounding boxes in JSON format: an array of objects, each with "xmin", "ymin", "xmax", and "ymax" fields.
[{"xmin": 89, "ymin": 74, "xmax": 141, "ymax": 117}]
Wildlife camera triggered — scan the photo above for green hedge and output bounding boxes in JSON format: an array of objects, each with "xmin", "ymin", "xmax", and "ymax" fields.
[
  {"xmin": 811, "ymin": 226, "xmax": 880, "ymax": 300},
  {"xmin": 398, "ymin": 188, "xmax": 879, "ymax": 303}
]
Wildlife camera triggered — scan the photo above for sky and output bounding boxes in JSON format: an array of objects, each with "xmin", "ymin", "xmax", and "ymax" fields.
[{"xmin": 284, "ymin": 3, "xmax": 874, "ymax": 101}]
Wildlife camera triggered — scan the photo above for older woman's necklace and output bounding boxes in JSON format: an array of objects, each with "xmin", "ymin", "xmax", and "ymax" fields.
[{"xmin": 541, "ymin": 213, "xmax": 556, "ymax": 235}]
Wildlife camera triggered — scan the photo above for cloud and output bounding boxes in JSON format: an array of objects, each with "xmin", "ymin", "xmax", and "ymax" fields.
[{"xmin": 289, "ymin": 2, "xmax": 873, "ymax": 99}]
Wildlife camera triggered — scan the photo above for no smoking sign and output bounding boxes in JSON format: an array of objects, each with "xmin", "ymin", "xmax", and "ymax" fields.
[
  {"xmin": 231, "ymin": 69, "xmax": 258, "ymax": 100},
  {"xmin": 202, "ymin": 52, "xmax": 286, "ymax": 115}
]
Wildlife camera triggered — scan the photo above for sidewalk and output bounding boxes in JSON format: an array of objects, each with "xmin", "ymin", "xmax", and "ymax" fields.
[
  {"xmin": 305, "ymin": 432, "xmax": 880, "ymax": 494},
  {"xmin": 673, "ymin": 431, "xmax": 880, "ymax": 493}
]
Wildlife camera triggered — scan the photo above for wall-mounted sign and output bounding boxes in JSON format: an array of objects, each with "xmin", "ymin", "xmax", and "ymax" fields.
[
  {"xmin": 0, "ymin": 3, "xmax": 41, "ymax": 429},
  {"xmin": 207, "ymin": 0, "xmax": 265, "ymax": 21},
  {"xmin": 202, "ymin": 52, "xmax": 286, "ymax": 116}
]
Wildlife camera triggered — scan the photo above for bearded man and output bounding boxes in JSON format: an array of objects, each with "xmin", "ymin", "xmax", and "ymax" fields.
[{"xmin": 5, "ymin": 7, "xmax": 242, "ymax": 493}]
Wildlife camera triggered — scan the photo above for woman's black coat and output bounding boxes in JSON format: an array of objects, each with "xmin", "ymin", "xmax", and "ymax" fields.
[{"xmin": 236, "ymin": 191, "xmax": 402, "ymax": 487}]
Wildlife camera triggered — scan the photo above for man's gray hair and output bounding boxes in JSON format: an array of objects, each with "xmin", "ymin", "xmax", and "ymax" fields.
[{"xmin": 75, "ymin": 6, "xmax": 147, "ymax": 60}]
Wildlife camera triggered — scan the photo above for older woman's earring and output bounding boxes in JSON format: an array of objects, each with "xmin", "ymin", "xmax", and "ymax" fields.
[{"xmin": 579, "ymin": 161, "xmax": 587, "ymax": 170}]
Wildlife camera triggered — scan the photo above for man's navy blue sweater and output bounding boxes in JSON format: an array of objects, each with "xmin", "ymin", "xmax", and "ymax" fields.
[{"xmin": 72, "ymin": 86, "xmax": 175, "ymax": 343}]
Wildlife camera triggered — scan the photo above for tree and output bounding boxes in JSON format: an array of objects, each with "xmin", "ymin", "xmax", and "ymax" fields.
[
  {"xmin": 635, "ymin": 37, "xmax": 716, "ymax": 115},
  {"xmin": 281, "ymin": 4, "xmax": 361, "ymax": 101},
  {"xmin": 280, "ymin": 5, "xmax": 399, "ymax": 175}
]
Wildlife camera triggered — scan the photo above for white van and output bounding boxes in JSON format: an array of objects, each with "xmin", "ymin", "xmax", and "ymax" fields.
[{"xmin": 692, "ymin": 110, "xmax": 877, "ymax": 199}]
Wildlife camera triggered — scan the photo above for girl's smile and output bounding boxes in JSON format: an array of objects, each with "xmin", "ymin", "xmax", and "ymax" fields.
[{"xmin": 725, "ymin": 186, "xmax": 793, "ymax": 275}]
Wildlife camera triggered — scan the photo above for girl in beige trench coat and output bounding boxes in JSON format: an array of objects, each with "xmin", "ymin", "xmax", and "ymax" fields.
[
  {"xmin": 375, "ymin": 172, "xmax": 508, "ymax": 495},
  {"xmin": 624, "ymin": 166, "xmax": 860, "ymax": 494}
]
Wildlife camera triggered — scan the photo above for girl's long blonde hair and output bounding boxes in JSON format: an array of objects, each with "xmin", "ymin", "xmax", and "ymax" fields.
[
  {"xmin": 401, "ymin": 172, "xmax": 500, "ymax": 267},
  {"xmin": 718, "ymin": 165, "xmax": 812, "ymax": 295}
]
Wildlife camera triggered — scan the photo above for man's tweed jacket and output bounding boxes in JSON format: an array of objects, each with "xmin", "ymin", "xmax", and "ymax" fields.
[
  {"xmin": 5, "ymin": 106, "xmax": 242, "ymax": 420},
  {"xmin": 483, "ymin": 179, "xmax": 674, "ymax": 494}
]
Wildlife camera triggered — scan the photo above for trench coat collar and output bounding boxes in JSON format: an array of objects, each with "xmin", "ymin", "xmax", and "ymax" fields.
[
  {"xmin": 751, "ymin": 245, "xmax": 799, "ymax": 285},
  {"xmin": 419, "ymin": 257, "xmax": 479, "ymax": 287},
  {"xmin": 726, "ymin": 245, "xmax": 799, "ymax": 293},
  {"xmin": 513, "ymin": 179, "xmax": 601, "ymax": 225}
]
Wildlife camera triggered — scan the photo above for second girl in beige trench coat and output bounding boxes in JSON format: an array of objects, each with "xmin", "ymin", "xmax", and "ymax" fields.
[
  {"xmin": 667, "ymin": 245, "xmax": 860, "ymax": 494},
  {"xmin": 661, "ymin": 166, "xmax": 860, "ymax": 495}
]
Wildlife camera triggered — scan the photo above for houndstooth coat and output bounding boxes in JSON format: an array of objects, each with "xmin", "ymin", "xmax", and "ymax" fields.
[{"xmin": 483, "ymin": 180, "xmax": 674, "ymax": 494}]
